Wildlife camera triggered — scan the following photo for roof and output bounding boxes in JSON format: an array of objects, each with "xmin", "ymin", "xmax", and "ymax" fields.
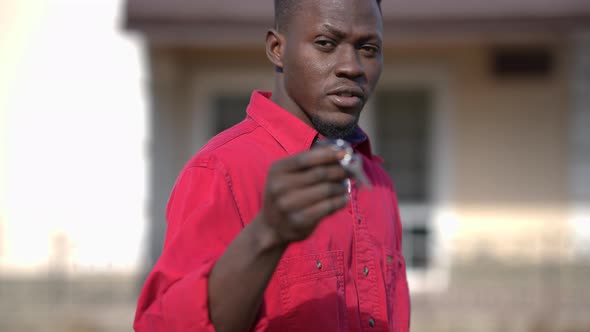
[
  {"xmin": 381, "ymin": 0, "xmax": 590, "ymax": 18},
  {"xmin": 125, "ymin": 0, "xmax": 590, "ymax": 45}
]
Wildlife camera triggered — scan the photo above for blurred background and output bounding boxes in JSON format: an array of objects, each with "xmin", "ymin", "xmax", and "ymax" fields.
[{"xmin": 1, "ymin": 0, "xmax": 590, "ymax": 331}]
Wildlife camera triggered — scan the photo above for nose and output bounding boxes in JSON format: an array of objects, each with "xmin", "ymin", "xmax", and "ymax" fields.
[{"xmin": 334, "ymin": 45, "xmax": 364, "ymax": 80}]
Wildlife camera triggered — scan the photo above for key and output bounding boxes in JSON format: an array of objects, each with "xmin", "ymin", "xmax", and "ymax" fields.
[
  {"xmin": 340, "ymin": 150, "xmax": 372, "ymax": 190},
  {"xmin": 314, "ymin": 138, "xmax": 372, "ymax": 190}
]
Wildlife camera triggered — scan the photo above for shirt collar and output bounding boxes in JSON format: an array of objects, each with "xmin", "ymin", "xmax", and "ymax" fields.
[{"xmin": 246, "ymin": 90, "xmax": 378, "ymax": 160}]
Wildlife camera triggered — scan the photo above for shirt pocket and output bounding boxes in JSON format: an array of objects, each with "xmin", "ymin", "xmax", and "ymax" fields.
[
  {"xmin": 275, "ymin": 250, "xmax": 347, "ymax": 332},
  {"xmin": 383, "ymin": 248, "xmax": 410, "ymax": 332}
]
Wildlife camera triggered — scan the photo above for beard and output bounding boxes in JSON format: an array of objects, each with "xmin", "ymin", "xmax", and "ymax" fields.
[{"xmin": 309, "ymin": 113, "xmax": 359, "ymax": 139}]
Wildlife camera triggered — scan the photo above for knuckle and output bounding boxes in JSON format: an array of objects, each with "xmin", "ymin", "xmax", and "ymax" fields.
[
  {"xmin": 320, "ymin": 183, "xmax": 338, "ymax": 197},
  {"xmin": 270, "ymin": 158, "xmax": 291, "ymax": 174},
  {"xmin": 269, "ymin": 162, "xmax": 281, "ymax": 174},
  {"xmin": 326, "ymin": 165, "xmax": 341, "ymax": 179},
  {"xmin": 324, "ymin": 196, "xmax": 344, "ymax": 214},
  {"xmin": 337, "ymin": 165, "xmax": 348, "ymax": 178},
  {"xmin": 276, "ymin": 196, "xmax": 291, "ymax": 211},
  {"xmin": 267, "ymin": 180, "xmax": 284, "ymax": 196},
  {"xmin": 313, "ymin": 166, "xmax": 327, "ymax": 180},
  {"xmin": 290, "ymin": 211, "xmax": 308, "ymax": 225},
  {"xmin": 331, "ymin": 183, "xmax": 346, "ymax": 195},
  {"xmin": 294, "ymin": 154, "xmax": 307, "ymax": 169},
  {"xmin": 328, "ymin": 199, "xmax": 342, "ymax": 213},
  {"xmin": 323, "ymin": 183, "xmax": 335, "ymax": 196}
]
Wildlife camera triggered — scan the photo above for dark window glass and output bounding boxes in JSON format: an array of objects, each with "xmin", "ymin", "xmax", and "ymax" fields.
[
  {"xmin": 492, "ymin": 47, "xmax": 553, "ymax": 77},
  {"xmin": 403, "ymin": 226, "xmax": 430, "ymax": 268},
  {"xmin": 375, "ymin": 89, "xmax": 431, "ymax": 202},
  {"xmin": 213, "ymin": 95, "xmax": 251, "ymax": 134}
]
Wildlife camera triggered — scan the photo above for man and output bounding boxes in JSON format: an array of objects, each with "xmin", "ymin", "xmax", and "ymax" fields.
[{"xmin": 134, "ymin": 0, "xmax": 410, "ymax": 331}]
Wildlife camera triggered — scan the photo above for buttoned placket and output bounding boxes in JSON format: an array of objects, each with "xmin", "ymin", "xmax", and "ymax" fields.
[{"xmin": 349, "ymin": 179, "xmax": 381, "ymax": 330}]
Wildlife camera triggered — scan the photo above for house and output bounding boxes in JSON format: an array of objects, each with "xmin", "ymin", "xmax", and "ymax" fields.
[{"xmin": 125, "ymin": 1, "xmax": 590, "ymax": 330}]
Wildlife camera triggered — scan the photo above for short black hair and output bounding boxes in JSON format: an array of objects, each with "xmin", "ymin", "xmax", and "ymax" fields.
[{"xmin": 274, "ymin": 0, "xmax": 382, "ymax": 31}]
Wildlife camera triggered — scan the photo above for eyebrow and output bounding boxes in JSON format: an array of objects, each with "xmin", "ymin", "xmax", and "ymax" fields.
[
  {"xmin": 319, "ymin": 23, "xmax": 382, "ymax": 43},
  {"xmin": 319, "ymin": 24, "xmax": 346, "ymax": 39}
]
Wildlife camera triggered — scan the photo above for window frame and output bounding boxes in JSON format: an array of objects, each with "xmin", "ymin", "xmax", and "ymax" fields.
[
  {"xmin": 360, "ymin": 64, "xmax": 456, "ymax": 293},
  {"xmin": 188, "ymin": 67, "xmax": 273, "ymax": 152}
]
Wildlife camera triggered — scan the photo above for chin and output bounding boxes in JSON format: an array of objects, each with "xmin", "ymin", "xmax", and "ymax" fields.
[{"xmin": 310, "ymin": 113, "xmax": 358, "ymax": 139}]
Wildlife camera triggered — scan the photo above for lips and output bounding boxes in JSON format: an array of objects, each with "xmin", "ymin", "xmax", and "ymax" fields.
[{"xmin": 327, "ymin": 86, "xmax": 365, "ymax": 109}]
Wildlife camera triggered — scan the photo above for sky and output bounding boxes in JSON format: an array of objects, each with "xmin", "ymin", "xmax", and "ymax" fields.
[{"xmin": 0, "ymin": 0, "xmax": 148, "ymax": 275}]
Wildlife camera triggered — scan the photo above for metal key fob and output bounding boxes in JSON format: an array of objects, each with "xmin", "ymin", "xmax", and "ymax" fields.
[
  {"xmin": 315, "ymin": 138, "xmax": 372, "ymax": 190},
  {"xmin": 340, "ymin": 149, "xmax": 372, "ymax": 189}
]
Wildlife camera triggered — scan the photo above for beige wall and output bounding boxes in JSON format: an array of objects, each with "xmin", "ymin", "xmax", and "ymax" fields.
[
  {"xmin": 382, "ymin": 43, "xmax": 572, "ymax": 262},
  {"xmin": 453, "ymin": 45, "xmax": 571, "ymax": 262}
]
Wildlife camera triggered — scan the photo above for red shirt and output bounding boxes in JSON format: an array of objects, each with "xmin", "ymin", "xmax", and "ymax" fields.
[{"xmin": 134, "ymin": 91, "xmax": 410, "ymax": 332}]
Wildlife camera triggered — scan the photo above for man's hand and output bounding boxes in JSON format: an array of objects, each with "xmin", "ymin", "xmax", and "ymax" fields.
[
  {"xmin": 209, "ymin": 146, "xmax": 350, "ymax": 332},
  {"xmin": 258, "ymin": 146, "xmax": 351, "ymax": 246}
]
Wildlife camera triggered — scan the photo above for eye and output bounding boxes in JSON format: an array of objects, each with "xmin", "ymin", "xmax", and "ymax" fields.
[
  {"xmin": 314, "ymin": 38, "xmax": 337, "ymax": 50},
  {"xmin": 360, "ymin": 44, "xmax": 380, "ymax": 57}
]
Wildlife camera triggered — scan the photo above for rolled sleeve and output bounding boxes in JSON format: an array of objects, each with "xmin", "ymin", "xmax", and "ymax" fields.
[
  {"xmin": 136, "ymin": 261, "xmax": 216, "ymax": 332},
  {"xmin": 134, "ymin": 160, "xmax": 244, "ymax": 332}
]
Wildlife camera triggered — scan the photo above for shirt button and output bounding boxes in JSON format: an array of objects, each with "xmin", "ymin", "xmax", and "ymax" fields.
[
  {"xmin": 316, "ymin": 261, "xmax": 322, "ymax": 270},
  {"xmin": 387, "ymin": 255, "xmax": 394, "ymax": 265},
  {"xmin": 363, "ymin": 266, "xmax": 369, "ymax": 276},
  {"xmin": 369, "ymin": 317, "xmax": 376, "ymax": 327}
]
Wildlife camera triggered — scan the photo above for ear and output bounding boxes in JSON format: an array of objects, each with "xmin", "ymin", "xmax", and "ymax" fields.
[{"xmin": 266, "ymin": 29, "xmax": 285, "ymax": 71}]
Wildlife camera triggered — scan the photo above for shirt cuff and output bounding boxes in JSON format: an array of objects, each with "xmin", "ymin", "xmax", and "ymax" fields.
[{"xmin": 136, "ymin": 261, "xmax": 217, "ymax": 332}]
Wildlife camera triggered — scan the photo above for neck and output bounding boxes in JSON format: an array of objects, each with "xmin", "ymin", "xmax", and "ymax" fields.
[{"xmin": 271, "ymin": 74, "xmax": 313, "ymax": 127}]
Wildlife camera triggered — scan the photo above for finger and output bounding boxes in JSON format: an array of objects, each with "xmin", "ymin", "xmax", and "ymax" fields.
[
  {"xmin": 270, "ymin": 163, "xmax": 349, "ymax": 195},
  {"xmin": 276, "ymin": 181, "xmax": 348, "ymax": 211},
  {"xmin": 290, "ymin": 195, "xmax": 350, "ymax": 228},
  {"xmin": 272, "ymin": 147, "xmax": 346, "ymax": 173}
]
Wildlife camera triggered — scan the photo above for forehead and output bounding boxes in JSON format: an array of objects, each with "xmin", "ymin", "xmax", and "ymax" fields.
[{"xmin": 291, "ymin": 0, "xmax": 382, "ymax": 35}]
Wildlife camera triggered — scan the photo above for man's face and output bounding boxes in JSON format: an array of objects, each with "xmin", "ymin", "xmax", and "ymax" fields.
[{"xmin": 280, "ymin": 0, "xmax": 383, "ymax": 138}]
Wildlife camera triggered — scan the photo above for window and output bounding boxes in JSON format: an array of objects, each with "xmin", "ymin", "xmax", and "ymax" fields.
[
  {"xmin": 375, "ymin": 89, "xmax": 433, "ymax": 269},
  {"xmin": 403, "ymin": 226, "xmax": 429, "ymax": 268},
  {"xmin": 492, "ymin": 47, "xmax": 554, "ymax": 78},
  {"xmin": 213, "ymin": 94, "xmax": 251, "ymax": 134}
]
